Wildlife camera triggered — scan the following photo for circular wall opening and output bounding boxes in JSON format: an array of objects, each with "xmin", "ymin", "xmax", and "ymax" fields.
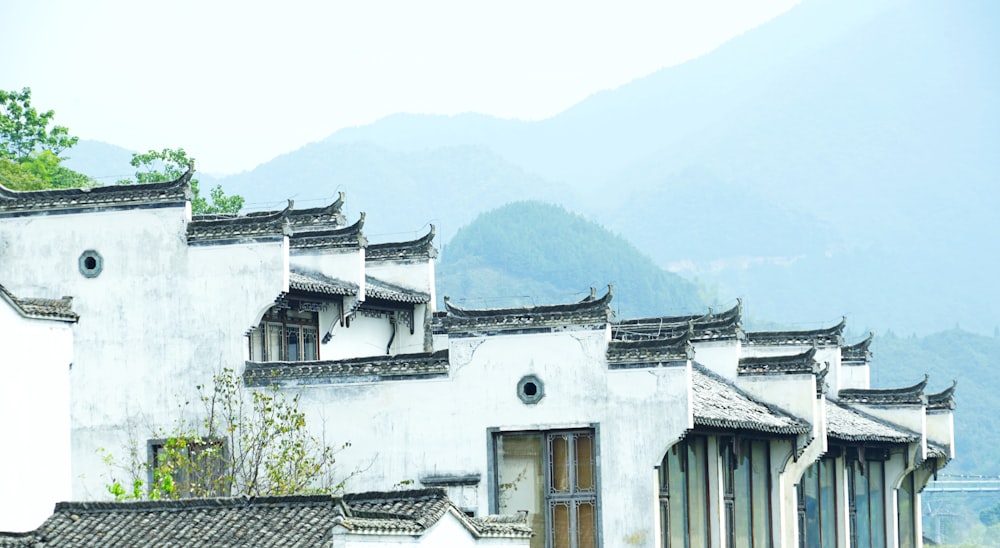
[
  {"xmin": 78, "ymin": 250, "xmax": 103, "ymax": 278},
  {"xmin": 517, "ymin": 375, "xmax": 544, "ymax": 404}
]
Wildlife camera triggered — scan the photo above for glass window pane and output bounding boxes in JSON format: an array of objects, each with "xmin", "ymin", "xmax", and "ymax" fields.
[
  {"xmin": 820, "ymin": 458, "xmax": 837, "ymax": 548},
  {"xmin": 734, "ymin": 444, "xmax": 751, "ymax": 548},
  {"xmin": 870, "ymin": 462, "xmax": 885, "ymax": 548},
  {"xmin": 576, "ymin": 434, "xmax": 595, "ymax": 492},
  {"xmin": 668, "ymin": 445, "xmax": 687, "ymax": 548},
  {"xmin": 497, "ymin": 434, "xmax": 545, "ymax": 548},
  {"xmin": 552, "ymin": 502, "xmax": 571, "ymax": 548},
  {"xmin": 688, "ymin": 437, "xmax": 709, "ymax": 548},
  {"xmin": 266, "ymin": 322, "xmax": 283, "ymax": 361},
  {"xmin": 804, "ymin": 465, "xmax": 821, "ymax": 547},
  {"xmin": 852, "ymin": 462, "xmax": 870, "ymax": 548},
  {"xmin": 897, "ymin": 473, "xmax": 916, "ymax": 548},
  {"xmin": 550, "ymin": 435, "xmax": 570, "ymax": 493},
  {"xmin": 577, "ymin": 501, "xmax": 597, "ymax": 548},
  {"xmin": 286, "ymin": 326, "xmax": 300, "ymax": 361},
  {"xmin": 302, "ymin": 326, "xmax": 318, "ymax": 360},
  {"xmin": 751, "ymin": 441, "xmax": 771, "ymax": 548},
  {"xmin": 250, "ymin": 328, "xmax": 263, "ymax": 361}
]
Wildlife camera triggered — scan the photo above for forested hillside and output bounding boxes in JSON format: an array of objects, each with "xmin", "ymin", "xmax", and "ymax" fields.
[{"xmin": 436, "ymin": 201, "xmax": 707, "ymax": 319}]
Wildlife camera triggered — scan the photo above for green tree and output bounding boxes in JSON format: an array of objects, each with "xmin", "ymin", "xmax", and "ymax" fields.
[
  {"xmin": 0, "ymin": 87, "xmax": 78, "ymax": 161},
  {"xmin": 118, "ymin": 147, "xmax": 244, "ymax": 214},
  {"xmin": 0, "ymin": 87, "xmax": 93, "ymax": 190},
  {"xmin": 100, "ymin": 368, "xmax": 350, "ymax": 500}
]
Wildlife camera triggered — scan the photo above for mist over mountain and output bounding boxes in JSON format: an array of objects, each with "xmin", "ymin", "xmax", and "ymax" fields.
[{"xmin": 66, "ymin": 0, "xmax": 998, "ymax": 336}]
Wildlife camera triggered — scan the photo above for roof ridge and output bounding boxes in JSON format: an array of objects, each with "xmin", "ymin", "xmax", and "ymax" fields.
[
  {"xmin": 737, "ymin": 347, "xmax": 819, "ymax": 375},
  {"xmin": 839, "ymin": 375, "xmax": 929, "ymax": 405},
  {"xmin": 444, "ymin": 285, "xmax": 613, "ymax": 318}
]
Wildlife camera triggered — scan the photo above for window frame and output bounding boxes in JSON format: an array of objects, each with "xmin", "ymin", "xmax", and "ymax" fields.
[
  {"xmin": 488, "ymin": 426, "xmax": 602, "ymax": 548},
  {"xmin": 250, "ymin": 301, "xmax": 321, "ymax": 362},
  {"xmin": 147, "ymin": 437, "xmax": 229, "ymax": 498},
  {"xmin": 721, "ymin": 437, "xmax": 774, "ymax": 548}
]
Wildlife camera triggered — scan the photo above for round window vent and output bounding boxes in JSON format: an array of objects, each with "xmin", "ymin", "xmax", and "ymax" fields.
[
  {"xmin": 78, "ymin": 250, "xmax": 103, "ymax": 278},
  {"xmin": 517, "ymin": 375, "xmax": 544, "ymax": 405}
]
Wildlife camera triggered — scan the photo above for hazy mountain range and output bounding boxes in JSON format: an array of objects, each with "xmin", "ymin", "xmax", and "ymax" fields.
[{"xmin": 65, "ymin": 0, "xmax": 999, "ymax": 336}]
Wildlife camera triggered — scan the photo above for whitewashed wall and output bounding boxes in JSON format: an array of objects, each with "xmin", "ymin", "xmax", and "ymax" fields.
[
  {"xmin": 296, "ymin": 327, "xmax": 692, "ymax": 547},
  {"xmin": 0, "ymin": 205, "xmax": 287, "ymax": 499},
  {"xmin": 0, "ymin": 297, "xmax": 74, "ymax": 531}
]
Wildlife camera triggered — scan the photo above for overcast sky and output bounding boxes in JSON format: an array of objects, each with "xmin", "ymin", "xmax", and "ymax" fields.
[{"xmin": 1, "ymin": 1, "xmax": 797, "ymax": 175}]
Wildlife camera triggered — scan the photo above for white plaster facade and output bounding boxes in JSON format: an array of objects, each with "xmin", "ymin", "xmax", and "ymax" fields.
[
  {"xmin": 0, "ymin": 285, "xmax": 76, "ymax": 532},
  {"xmin": 0, "ymin": 175, "xmax": 958, "ymax": 547}
]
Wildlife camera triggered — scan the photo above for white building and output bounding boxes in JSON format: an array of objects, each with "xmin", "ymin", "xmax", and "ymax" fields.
[{"xmin": 0, "ymin": 174, "xmax": 956, "ymax": 547}]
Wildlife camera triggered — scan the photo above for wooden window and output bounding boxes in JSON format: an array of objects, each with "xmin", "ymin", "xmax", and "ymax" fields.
[
  {"xmin": 495, "ymin": 429, "xmax": 598, "ymax": 548},
  {"xmin": 148, "ymin": 438, "xmax": 227, "ymax": 498},
  {"xmin": 251, "ymin": 303, "xmax": 320, "ymax": 362},
  {"xmin": 659, "ymin": 435, "xmax": 710, "ymax": 548}
]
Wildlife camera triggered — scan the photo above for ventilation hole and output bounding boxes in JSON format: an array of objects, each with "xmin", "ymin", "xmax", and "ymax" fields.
[
  {"xmin": 84, "ymin": 256, "xmax": 97, "ymax": 270},
  {"xmin": 78, "ymin": 250, "xmax": 103, "ymax": 278},
  {"xmin": 517, "ymin": 375, "xmax": 544, "ymax": 404}
]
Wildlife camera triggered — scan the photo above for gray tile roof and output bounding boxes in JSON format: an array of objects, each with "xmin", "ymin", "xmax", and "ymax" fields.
[
  {"xmin": 0, "ymin": 171, "xmax": 192, "ymax": 217},
  {"xmin": 926, "ymin": 381, "xmax": 957, "ymax": 411},
  {"xmin": 691, "ymin": 363, "xmax": 810, "ymax": 435},
  {"xmin": 0, "ymin": 489, "xmax": 529, "ymax": 547},
  {"xmin": 839, "ymin": 375, "xmax": 929, "ymax": 405},
  {"xmin": 442, "ymin": 287, "xmax": 614, "ymax": 335},
  {"xmin": 289, "ymin": 271, "xmax": 358, "ymax": 296},
  {"xmin": 287, "ymin": 270, "xmax": 429, "ymax": 304},
  {"xmin": 826, "ymin": 399, "xmax": 919, "ymax": 443},
  {"xmin": 244, "ymin": 350, "xmax": 449, "ymax": 386},
  {"xmin": 737, "ymin": 348, "xmax": 820, "ymax": 376},
  {"xmin": 338, "ymin": 489, "xmax": 530, "ymax": 539},
  {"xmin": 290, "ymin": 214, "xmax": 367, "ymax": 251},
  {"xmin": 606, "ymin": 333, "xmax": 693, "ymax": 369},
  {"xmin": 841, "ymin": 332, "xmax": 874, "ymax": 364},
  {"xmin": 744, "ymin": 317, "xmax": 846, "ymax": 347},
  {"xmin": 365, "ymin": 277, "xmax": 431, "ymax": 304},
  {"xmin": 187, "ymin": 207, "xmax": 290, "ymax": 244},
  {"xmin": 0, "ymin": 284, "xmax": 78, "ymax": 322},
  {"xmin": 613, "ymin": 300, "xmax": 742, "ymax": 342},
  {"xmin": 366, "ymin": 225, "xmax": 438, "ymax": 261}
]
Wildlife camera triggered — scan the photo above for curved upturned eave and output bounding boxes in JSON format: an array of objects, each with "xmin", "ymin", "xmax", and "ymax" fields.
[
  {"xmin": 0, "ymin": 169, "xmax": 194, "ymax": 213},
  {"xmin": 839, "ymin": 374, "xmax": 929, "ymax": 405},
  {"xmin": 745, "ymin": 316, "xmax": 847, "ymax": 345},
  {"xmin": 366, "ymin": 224, "xmax": 437, "ymax": 260},
  {"xmin": 926, "ymin": 380, "xmax": 957, "ymax": 410},
  {"xmin": 288, "ymin": 212, "xmax": 367, "ymax": 250},
  {"xmin": 443, "ymin": 285, "xmax": 613, "ymax": 319}
]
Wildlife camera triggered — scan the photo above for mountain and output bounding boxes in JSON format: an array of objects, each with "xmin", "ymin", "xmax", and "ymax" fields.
[
  {"xmin": 436, "ymin": 201, "xmax": 707, "ymax": 319},
  {"xmin": 202, "ymin": 0, "xmax": 997, "ymax": 336}
]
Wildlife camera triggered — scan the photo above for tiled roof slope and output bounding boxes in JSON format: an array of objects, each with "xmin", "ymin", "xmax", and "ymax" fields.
[
  {"xmin": 606, "ymin": 333, "xmax": 693, "ymax": 369},
  {"xmin": 738, "ymin": 348, "xmax": 820, "ymax": 376},
  {"xmin": 287, "ymin": 270, "xmax": 429, "ymax": 304},
  {"xmin": 244, "ymin": 350, "xmax": 449, "ymax": 386},
  {"xmin": 366, "ymin": 225, "xmax": 438, "ymax": 261},
  {"xmin": 289, "ymin": 271, "xmax": 358, "ymax": 296},
  {"xmin": 365, "ymin": 276, "xmax": 431, "ymax": 304},
  {"xmin": 442, "ymin": 287, "xmax": 614, "ymax": 334},
  {"xmin": 339, "ymin": 489, "xmax": 531, "ymax": 539},
  {"xmin": 0, "ymin": 489, "xmax": 529, "ymax": 547},
  {"xmin": 0, "ymin": 171, "xmax": 192, "ymax": 216},
  {"xmin": 692, "ymin": 364, "xmax": 810, "ymax": 435},
  {"xmin": 839, "ymin": 375, "xmax": 929, "ymax": 405},
  {"xmin": 744, "ymin": 317, "xmax": 846, "ymax": 346},
  {"xmin": 0, "ymin": 284, "xmax": 78, "ymax": 322},
  {"xmin": 826, "ymin": 399, "xmax": 919, "ymax": 443},
  {"xmin": 612, "ymin": 300, "xmax": 742, "ymax": 342}
]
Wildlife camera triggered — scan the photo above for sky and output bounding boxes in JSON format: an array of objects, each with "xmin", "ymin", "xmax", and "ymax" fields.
[{"xmin": 1, "ymin": 1, "xmax": 797, "ymax": 175}]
